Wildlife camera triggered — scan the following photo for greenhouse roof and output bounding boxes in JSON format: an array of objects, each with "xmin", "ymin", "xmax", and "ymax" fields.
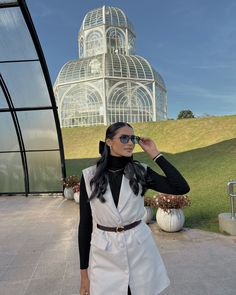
[
  {"xmin": 81, "ymin": 6, "xmax": 135, "ymax": 34},
  {"xmin": 57, "ymin": 54, "xmax": 166, "ymax": 89},
  {"xmin": 0, "ymin": 0, "xmax": 65, "ymax": 195}
]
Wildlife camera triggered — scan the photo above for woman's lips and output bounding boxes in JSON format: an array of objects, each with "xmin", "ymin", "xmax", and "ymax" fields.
[{"xmin": 124, "ymin": 148, "xmax": 133, "ymax": 152}]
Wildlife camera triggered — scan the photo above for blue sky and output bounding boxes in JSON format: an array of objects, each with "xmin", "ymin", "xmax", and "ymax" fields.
[{"xmin": 27, "ymin": 0, "xmax": 236, "ymax": 119}]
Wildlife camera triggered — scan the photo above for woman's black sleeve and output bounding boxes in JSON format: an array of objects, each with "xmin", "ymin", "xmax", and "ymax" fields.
[
  {"xmin": 146, "ymin": 155, "xmax": 190, "ymax": 194},
  {"xmin": 78, "ymin": 174, "xmax": 92, "ymax": 269}
]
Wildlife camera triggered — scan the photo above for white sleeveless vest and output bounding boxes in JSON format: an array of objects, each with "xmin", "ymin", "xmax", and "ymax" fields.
[{"xmin": 82, "ymin": 165, "xmax": 170, "ymax": 295}]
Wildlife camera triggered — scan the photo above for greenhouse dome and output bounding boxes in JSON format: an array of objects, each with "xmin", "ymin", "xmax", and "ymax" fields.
[
  {"xmin": 81, "ymin": 6, "xmax": 135, "ymax": 35},
  {"xmin": 54, "ymin": 6, "xmax": 167, "ymax": 127}
]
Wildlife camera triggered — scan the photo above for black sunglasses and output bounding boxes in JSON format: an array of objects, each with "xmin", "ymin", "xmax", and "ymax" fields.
[{"xmin": 115, "ymin": 135, "xmax": 141, "ymax": 144}]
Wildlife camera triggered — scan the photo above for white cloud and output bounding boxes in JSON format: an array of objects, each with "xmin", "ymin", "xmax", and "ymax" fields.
[
  {"xmin": 192, "ymin": 64, "xmax": 234, "ymax": 70},
  {"xmin": 34, "ymin": 2, "xmax": 53, "ymax": 18},
  {"xmin": 170, "ymin": 83, "xmax": 236, "ymax": 104}
]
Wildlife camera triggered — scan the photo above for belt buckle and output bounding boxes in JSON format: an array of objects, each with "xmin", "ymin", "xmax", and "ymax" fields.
[{"xmin": 116, "ymin": 225, "xmax": 124, "ymax": 232}]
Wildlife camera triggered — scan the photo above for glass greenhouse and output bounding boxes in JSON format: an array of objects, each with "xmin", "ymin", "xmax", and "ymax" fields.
[
  {"xmin": 0, "ymin": 0, "xmax": 65, "ymax": 195},
  {"xmin": 54, "ymin": 6, "xmax": 167, "ymax": 127}
]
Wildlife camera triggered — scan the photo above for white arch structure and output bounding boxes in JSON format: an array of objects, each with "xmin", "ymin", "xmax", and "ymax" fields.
[{"xmin": 107, "ymin": 81, "xmax": 153, "ymax": 123}]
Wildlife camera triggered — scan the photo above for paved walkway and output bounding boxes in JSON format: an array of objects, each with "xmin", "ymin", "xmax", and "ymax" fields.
[{"xmin": 0, "ymin": 195, "xmax": 235, "ymax": 295}]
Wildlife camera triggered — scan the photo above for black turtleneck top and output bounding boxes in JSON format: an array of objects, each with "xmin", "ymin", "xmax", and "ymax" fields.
[{"xmin": 78, "ymin": 155, "xmax": 190, "ymax": 269}]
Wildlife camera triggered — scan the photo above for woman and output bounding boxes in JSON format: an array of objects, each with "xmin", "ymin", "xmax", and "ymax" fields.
[{"xmin": 79, "ymin": 122, "xmax": 190, "ymax": 295}]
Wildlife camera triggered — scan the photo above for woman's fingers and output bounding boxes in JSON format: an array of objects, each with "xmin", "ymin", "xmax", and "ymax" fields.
[{"xmin": 80, "ymin": 287, "xmax": 89, "ymax": 295}]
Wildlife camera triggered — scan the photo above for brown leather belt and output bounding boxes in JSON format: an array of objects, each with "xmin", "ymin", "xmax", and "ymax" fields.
[{"xmin": 97, "ymin": 220, "xmax": 141, "ymax": 232}]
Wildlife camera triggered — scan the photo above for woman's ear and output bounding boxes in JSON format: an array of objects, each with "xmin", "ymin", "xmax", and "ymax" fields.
[{"xmin": 106, "ymin": 138, "xmax": 112, "ymax": 148}]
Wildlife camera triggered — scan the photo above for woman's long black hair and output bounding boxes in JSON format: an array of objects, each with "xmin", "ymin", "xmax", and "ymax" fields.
[{"xmin": 89, "ymin": 122, "xmax": 147, "ymax": 202}]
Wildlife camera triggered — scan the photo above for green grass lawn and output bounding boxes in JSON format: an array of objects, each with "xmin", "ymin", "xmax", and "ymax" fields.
[{"xmin": 62, "ymin": 115, "xmax": 236, "ymax": 233}]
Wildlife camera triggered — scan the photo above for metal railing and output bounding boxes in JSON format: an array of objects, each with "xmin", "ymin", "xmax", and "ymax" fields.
[{"xmin": 227, "ymin": 181, "xmax": 236, "ymax": 219}]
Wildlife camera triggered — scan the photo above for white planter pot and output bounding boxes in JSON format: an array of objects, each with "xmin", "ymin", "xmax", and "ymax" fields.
[
  {"xmin": 64, "ymin": 187, "xmax": 74, "ymax": 200},
  {"xmin": 142, "ymin": 206, "xmax": 154, "ymax": 224},
  {"xmin": 156, "ymin": 208, "xmax": 185, "ymax": 232},
  {"xmin": 74, "ymin": 192, "xmax": 80, "ymax": 203}
]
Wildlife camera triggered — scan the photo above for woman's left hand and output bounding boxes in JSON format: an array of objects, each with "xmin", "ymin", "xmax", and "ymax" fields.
[{"xmin": 138, "ymin": 137, "xmax": 160, "ymax": 159}]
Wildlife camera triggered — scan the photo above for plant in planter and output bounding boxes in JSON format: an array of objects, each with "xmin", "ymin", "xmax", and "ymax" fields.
[
  {"xmin": 142, "ymin": 196, "xmax": 155, "ymax": 224},
  {"xmin": 73, "ymin": 182, "xmax": 80, "ymax": 203},
  {"xmin": 63, "ymin": 175, "xmax": 80, "ymax": 200},
  {"xmin": 154, "ymin": 194, "xmax": 191, "ymax": 232}
]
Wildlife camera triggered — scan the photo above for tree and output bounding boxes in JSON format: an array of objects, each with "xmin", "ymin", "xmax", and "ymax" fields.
[{"xmin": 177, "ymin": 109, "xmax": 195, "ymax": 119}]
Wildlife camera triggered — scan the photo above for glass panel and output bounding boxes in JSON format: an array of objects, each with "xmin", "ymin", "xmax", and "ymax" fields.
[
  {"xmin": 0, "ymin": 62, "xmax": 51, "ymax": 107},
  {"xmin": 0, "ymin": 86, "xmax": 8, "ymax": 108},
  {"xmin": 0, "ymin": 1, "xmax": 18, "ymax": 4},
  {"xmin": 0, "ymin": 7, "xmax": 37, "ymax": 61},
  {"xmin": 85, "ymin": 31, "xmax": 104, "ymax": 57},
  {"xmin": 84, "ymin": 8, "xmax": 103, "ymax": 30},
  {"xmin": 17, "ymin": 110, "xmax": 59, "ymax": 150},
  {"xmin": 27, "ymin": 151, "xmax": 62, "ymax": 192},
  {"xmin": 0, "ymin": 112, "xmax": 19, "ymax": 151},
  {"xmin": 61, "ymin": 83, "xmax": 103, "ymax": 127},
  {"xmin": 0, "ymin": 152, "xmax": 24, "ymax": 192}
]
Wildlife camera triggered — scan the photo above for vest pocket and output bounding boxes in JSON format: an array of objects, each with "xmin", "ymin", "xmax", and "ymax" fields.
[{"xmin": 91, "ymin": 235, "xmax": 109, "ymax": 251}]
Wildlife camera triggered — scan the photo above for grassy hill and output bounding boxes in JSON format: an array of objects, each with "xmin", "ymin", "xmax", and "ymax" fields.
[{"xmin": 62, "ymin": 115, "xmax": 236, "ymax": 233}]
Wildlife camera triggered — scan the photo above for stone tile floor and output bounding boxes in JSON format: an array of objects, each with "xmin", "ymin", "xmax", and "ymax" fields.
[
  {"xmin": 0, "ymin": 196, "xmax": 80, "ymax": 295},
  {"xmin": 0, "ymin": 195, "xmax": 236, "ymax": 295}
]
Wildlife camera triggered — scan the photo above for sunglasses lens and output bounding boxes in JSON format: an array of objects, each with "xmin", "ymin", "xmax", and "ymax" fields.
[
  {"xmin": 119, "ymin": 135, "xmax": 140, "ymax": 144},
  {"xmin": 120, "ymin": 135, "xmax": 130, "ymax": 144},
  {"xmin": 131, "ymin": 135, "xmax": 140, "ymax": 144}
]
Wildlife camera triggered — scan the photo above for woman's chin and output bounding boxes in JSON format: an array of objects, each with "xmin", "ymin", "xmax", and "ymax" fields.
[{"xmin": 123, "ymin": 151, "xmax": 133, "ymax": 157}]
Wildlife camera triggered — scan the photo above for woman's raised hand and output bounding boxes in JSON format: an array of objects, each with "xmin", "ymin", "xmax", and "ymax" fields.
[{"xmin": 138, "ymin": 137, "xmax": 160, "ymax": 159}]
